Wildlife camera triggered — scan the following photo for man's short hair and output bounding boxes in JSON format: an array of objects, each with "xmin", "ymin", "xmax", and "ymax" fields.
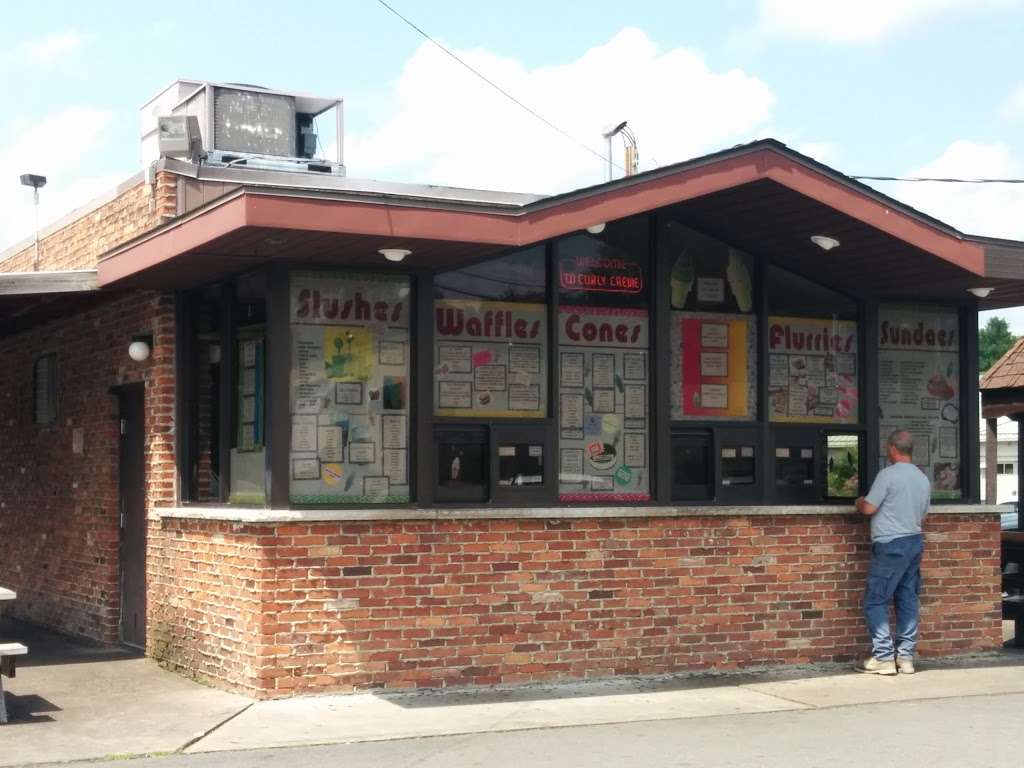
[{"xmin": 888, "ymin": 429, "xmax": 914, "ymax": 457}]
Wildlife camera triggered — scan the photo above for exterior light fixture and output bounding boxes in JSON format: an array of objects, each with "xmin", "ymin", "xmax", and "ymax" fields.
[
  {"xmin": 968, "ymin": 287, "xmax": 994, "ymax": 298},
  {"xmin": 128, "ymin": 336, "xmax": 153, "ymax": 362},
  {"xmin": 379, "ymin": 248, "xmax": 411, "ymax": 263},
  {"xmin": 20, "ymin": 173, "xmax": 47, "ymax": 271},
  {"xmin": 586, "ymin": 222, "xmax": 606, "ymax": 235},
  {"xmin": 810, "ymin": 235, "xmax": 840, "ymax": 252},
  {"xmin": 601, "ymin": 121, "xmax": 628, "ymax": 182}
]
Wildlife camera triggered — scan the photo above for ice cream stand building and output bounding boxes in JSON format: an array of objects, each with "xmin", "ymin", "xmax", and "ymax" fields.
[{"xmin": 0, "ymin": 80, "xmax": 1020, "ymax": 697}]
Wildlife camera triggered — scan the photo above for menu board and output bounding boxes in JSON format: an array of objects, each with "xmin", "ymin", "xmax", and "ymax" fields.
[
  {"xmin": 434, "ymin": 299, "xmax": 547, "ymax": 417},
  {"xmin": 767, "ymin": 316, "xmax": 858, "ymax": 424},
  {"xmin": 558, "ymin": 306, "xmax": 650, "ymax": 502},
  {"xmin": 671, "ymin": 312, "xmax": 756, "ymax": 420},
  {"xmin": 878, "ymin": 305, "xmax": 961, "ymax": 498},
  {"xmin": 289, "ymin": 272, "xmax": 410, "ymax": 504}
]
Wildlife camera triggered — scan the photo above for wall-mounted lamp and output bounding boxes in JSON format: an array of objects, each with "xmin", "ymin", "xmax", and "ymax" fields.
[
  {"xmin": 968, "ymin": 287, "xmax": 994, "ymax": 298},
  {"xmin": 128, "ymin": 335, "xmax": 153, "ymax": 362},
  {"xmin": 586, "ymin": 222, "xmax": 606, "ymax": 235},
  {"xmin": 810, "ymin": 235, "xmax": 840, "ymax": 251},
  {"xmin": 379, "ymin": 248, "xmax": 411, "ymax": 263}
]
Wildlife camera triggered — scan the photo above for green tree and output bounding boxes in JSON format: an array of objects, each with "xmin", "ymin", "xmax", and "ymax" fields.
[{"xmin": 980, "ymin": 316, "xmax": 1018, "ymax": 372}]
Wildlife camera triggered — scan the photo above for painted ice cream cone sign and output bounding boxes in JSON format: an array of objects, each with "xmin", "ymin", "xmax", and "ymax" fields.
[
  {"xmin": 726, "ymin": 249, "xmax": 753, "ymax": 312},
  {"xmin": 670, "ymin": 252, "xmax": 695, "ymax": 308}
]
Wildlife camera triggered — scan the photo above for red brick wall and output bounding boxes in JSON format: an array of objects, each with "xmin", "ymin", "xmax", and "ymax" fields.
[
  {"xmin": 148, "ymin": 512, "xmax": 1000, "ymax": 697},
  {"xmin": 0, "ymin": 173, "xmax": 176, "ymax": 273},
  {"xmin": 0, "ymin": 291, "xmax": 175, "ymax": 641}
]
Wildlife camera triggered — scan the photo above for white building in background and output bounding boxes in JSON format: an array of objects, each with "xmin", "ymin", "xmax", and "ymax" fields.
[{"xmin": 980, "ymin": 414, "xmax": 1019, "ymax": 503}]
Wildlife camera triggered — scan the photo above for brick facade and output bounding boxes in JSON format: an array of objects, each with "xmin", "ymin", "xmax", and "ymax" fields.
[
  {"xmin": 147, "ymin": 513, "xmax": 1001, "ymax": 698},
  {"xmin": 0, "ymin": 291, "xmax": 175, "ymax": 641},
  {"xmin": 0, "ymin": 172, "xmax": 176, "ymax": 273}
]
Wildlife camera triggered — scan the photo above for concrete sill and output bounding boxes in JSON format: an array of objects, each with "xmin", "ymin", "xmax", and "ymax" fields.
[{"xmin": 152, "ymin": 503, "xmax": 1000, "ymax": 524}]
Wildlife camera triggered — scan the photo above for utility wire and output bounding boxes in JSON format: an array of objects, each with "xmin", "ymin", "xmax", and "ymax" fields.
[
  {"xmin": 853, "ymin": 175, "xmax": 1024, "ymax": 184},
  {"xmin": 373, "ymin": 0, "xmax": 625, "ymax": 173}
]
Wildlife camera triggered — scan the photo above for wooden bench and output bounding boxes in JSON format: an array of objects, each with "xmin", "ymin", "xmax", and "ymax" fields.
[{"xmin": 0, "ymin": 642, "xmax": 27, "ymax": 724}]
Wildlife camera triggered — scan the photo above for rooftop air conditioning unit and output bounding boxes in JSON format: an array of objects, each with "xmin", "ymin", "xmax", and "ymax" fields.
[{"xmin": 141, "ymin": 80, "xmax": 344, "ymax": 176}]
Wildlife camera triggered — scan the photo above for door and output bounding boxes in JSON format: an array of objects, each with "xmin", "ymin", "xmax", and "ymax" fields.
[{"xmin": 116, "ymin": 383, "xmax": 146, "ymax": 649}]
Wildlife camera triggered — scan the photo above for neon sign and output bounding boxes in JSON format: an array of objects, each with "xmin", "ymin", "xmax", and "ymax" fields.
[{"xmin": 559, "ymin": 254, "xmax": 644, "ymax": 295}]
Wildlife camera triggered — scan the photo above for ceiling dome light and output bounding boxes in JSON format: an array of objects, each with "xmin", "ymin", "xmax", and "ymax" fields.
[
  {"xmin": 586, "ymin": 222, "xmax": 606, "ymax": 235},
  {"xmin": 379, "ymin": 248, "xmax": 411, "ymax": 263},
  {"xmin": 810, "ymin": 235, "xmax": 840, "ymax": 251},
  {"xmin": 968, "ymin": 287, "xmax": 994, "ymax": 298}
]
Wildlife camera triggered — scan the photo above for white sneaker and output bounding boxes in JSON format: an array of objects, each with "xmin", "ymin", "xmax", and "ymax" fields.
[
  {"xmin": 896, "ymin": 657, "xmax": 915, "ymax": 674},
  {"xmin": 855, "ymin": 656, "xmax": 897, "ymax": 675}
]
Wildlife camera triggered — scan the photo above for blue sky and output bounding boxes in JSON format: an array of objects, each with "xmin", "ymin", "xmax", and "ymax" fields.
[{"xmin": 2, "ymin": 0, "xmax": 1023, "ymax": 322}]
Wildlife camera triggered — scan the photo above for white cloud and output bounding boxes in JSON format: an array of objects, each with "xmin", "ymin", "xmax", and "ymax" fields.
[
  {"xmin": 754, "ymin": 0, "xmax": 1022, "ymax": 43},
  {"xmin": 346, "ymin": 28, "xmax": 775, "ymax": 194},
  {"xmin": 23, "ymin": 29, "xmax": 88, "ymax": 65},
  {"xmin": 999, "ymin": 83, "xmax": 1024, "ymax": 122},
  {"xmin": 0, "ymin": 106, "xmax": 129, "ymax": 253},
  {"xmin": 879, "ymin": 140, "xmax": 1024, "ymax": 240}
]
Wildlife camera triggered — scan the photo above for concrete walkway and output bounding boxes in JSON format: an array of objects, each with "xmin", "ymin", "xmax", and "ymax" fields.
[
  {"xmin": 0, "ymin": 621, "xmax": 249, "ymax": 767},
  {"xmin": 6, "ymin": 618, "xmax": 1024, "ymax": 766}
]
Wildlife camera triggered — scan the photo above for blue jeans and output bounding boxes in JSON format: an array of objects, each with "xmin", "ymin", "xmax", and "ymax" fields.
[{"xmin": 864, "ymin": 533, "xmax": 924, "ymax": 660}]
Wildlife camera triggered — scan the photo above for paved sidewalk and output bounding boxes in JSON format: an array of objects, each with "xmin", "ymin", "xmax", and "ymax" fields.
[
  {"xmin": 6, "ymin": 616, "xmax": 1024, "ymax": 767},
  {"xmin": 1, "ymin": 621, "xmax": 249, "ymax": 767},
  {"xmin": 188, "ymin": 656, "xmax": 1024, "ymax": 754}
]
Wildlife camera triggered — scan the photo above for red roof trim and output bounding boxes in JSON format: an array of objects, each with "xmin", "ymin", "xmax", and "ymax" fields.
[{"xmin": 97, "ymin": 146, "xmax": 988, "ymax": 287}]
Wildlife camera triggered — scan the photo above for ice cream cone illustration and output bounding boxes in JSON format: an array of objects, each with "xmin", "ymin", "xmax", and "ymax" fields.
[
  {"xmin": 671, "ymin": 251, "xmax": 695, "ymax": 308},
  {"xmin": 726, "ymin": 249, "xmax": 753, "ymax": 312}
]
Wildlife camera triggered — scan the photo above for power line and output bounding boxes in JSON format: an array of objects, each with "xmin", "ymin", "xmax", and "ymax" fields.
[
  {"xmin": 853, "ymin": 175, "xmax": 1024, "ymax": 184},
  {"xmin": 373, "ymin": 0, "xmax": 624, "ymax": 173}
]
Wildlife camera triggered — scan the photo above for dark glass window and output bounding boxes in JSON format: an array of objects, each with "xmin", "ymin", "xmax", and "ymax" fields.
[
  {"xmin": 435, "ymin": 246, "xmax": 546, "ymax": 303},
  {"xmin": 33, "ymin": 353, "xmax": 57, "ymax": 425},
  {"xmin": 722, "ymin": 446, "xmax": 756, "ymax": 486},
  {"xmin": 497, "ymin": 443, "xmax": 544, "ymax": 487},
  {"xmin": 659, "ymin": 221, "xmax": 755, "ymax": 314},
  {"xmin": 188, "ymin": 285, "xmax": 223, "ymax": 502},
  {"xmin": 766, "ymin": 265, "xmax": 856, "ymax": 319},
  {"xmin": 231, "ymin": 272, "xmax": 267, "ymax": 504},
  {"xmin": 557, "ymin": 217, "xmax": 648, "ymax": 308},
  {"xmin": 826, "ymin": 433, "xmax": 861, "ymax": 498},
  {"xmin": 671, "ymin": 431, "xmax": 712, "ymax": 500},
  {"xmin": 775, "ymin": 446, "xmax": 815, "ymax": 487},
  {"xmin": 436, "ymin": 426, "xmax": 489, "ymax": 503}
]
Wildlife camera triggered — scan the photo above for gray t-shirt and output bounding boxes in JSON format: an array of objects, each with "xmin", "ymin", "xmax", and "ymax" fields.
[{"xmin": 864, "ymin": 462, "xmax": 931, "ymax": 543}]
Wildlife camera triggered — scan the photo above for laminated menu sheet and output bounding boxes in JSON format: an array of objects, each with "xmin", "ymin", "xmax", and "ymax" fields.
[
  {"xmin": 557, "ymin": 306, "xmax": 650, "ymax": 502},
  {"xmin": 289, "ymin": 272, "xmax": 411, "ymax": 504}
]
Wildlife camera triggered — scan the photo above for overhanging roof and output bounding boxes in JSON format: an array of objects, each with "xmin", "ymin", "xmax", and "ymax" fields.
[
  {"xmin": 0, "ymin": 270, "xmax": 100, "ymax": 336},
  {"xmin": 98, "ymin": 139, "xmax": 1024, "ymax": 304}
]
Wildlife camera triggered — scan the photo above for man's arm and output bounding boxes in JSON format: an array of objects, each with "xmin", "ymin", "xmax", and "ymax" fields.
[
  {"xmin": 856, "ymin": 496, "xmax": 878, "ymax": 516},
  {"xmin": 857, "ymin": 471, "xmax": 888, "ymax": 517}
]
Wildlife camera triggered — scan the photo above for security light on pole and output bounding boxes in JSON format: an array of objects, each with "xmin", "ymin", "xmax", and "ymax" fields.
[
  {"xmin": 20, "ymin": 174, "xmax": 47, "ymax": 271},
  {"xmin": 602, "ymin": 121, "xmax": 628, "ymax": 182}
]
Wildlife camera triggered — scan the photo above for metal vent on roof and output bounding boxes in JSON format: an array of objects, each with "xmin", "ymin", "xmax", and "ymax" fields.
[{"xmin": 214, "ymin": 88, "xmax": 296, "ymax": 157}]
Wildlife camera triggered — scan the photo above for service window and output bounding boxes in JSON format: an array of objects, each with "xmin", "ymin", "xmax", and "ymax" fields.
[
  {"xmin": 498, "ymin": 443, "xmax": 544, "ymax": 487},
  {"xmin": 671, "ymin": 430, "xmax": 713, "ymax": 501},
  {"xmin": 825, "ymin": 432, "xmax": 862, "ymax": 499},
  {"xmin": 717, "ymin": 428, "xmax": 762, "ymax": 502},
  {"xmin": 772, "ymin": 428, "xmax": 819, "ymax": 503},
  {"xmin": 435, "ymin": 426, "xmax": 489, "ymax": 503}
]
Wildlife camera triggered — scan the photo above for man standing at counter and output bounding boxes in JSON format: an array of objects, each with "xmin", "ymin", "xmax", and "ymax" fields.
[{"xmin": 854, "ymin": 429, "xmax": 930, "ymax": 675}]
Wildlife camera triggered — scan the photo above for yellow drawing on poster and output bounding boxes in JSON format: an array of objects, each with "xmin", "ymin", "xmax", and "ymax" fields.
[
  {"xmin": 322, "ymin": 463, "xmax": 344, "ymax": 486},
  {"xmin": 324, "ymin": 327, "xmax": 373, "ymax": 382}
]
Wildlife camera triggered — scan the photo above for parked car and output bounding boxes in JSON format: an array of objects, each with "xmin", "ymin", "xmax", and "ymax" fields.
[{"xmin": 1001, "ymin": 502, "xmax": 1019, "ymax": 531}]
